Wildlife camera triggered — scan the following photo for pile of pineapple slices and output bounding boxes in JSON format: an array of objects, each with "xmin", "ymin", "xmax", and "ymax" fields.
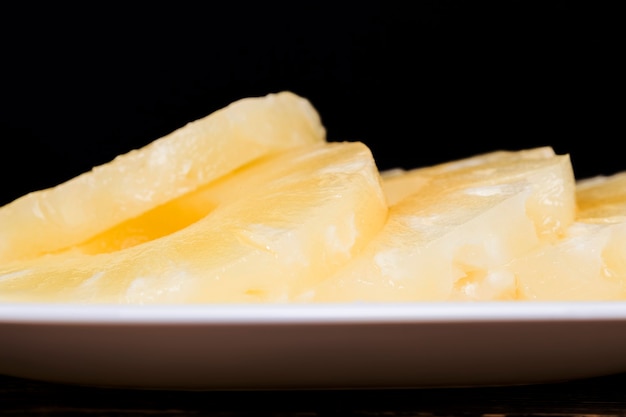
[{"xmin": 0, "ymin": 91, "xmax": 624, "ymax": 303}]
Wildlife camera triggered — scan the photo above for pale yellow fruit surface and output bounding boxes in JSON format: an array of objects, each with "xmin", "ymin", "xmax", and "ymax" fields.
[
  {"xmin": 310, "ymin": 148, "xmax": 577, "ymax": 302},
  {"xmin": 576, "ymin": 172, "xmax": 626, "ymax": 221},
  {"xmin": 513, "ymin": 171, "xmax": 626, "ymax": 301},
  {"xmin": 381, "ymin": 147, "xmax": 573, "ymax": 242},
  {"xmin": 72, "ymin": 144, "xmax": 348, "ymax": 255},
  {"xmin": 0, "ymin": 91, "xmax": 326, "ymax": 263},
  {"xmin": 382, "ymin": 147, "xmax": 556, "ymax": 206},
  {"xmin": 0, "ymin": 142, "xmax": 387, "ymax": 304}
]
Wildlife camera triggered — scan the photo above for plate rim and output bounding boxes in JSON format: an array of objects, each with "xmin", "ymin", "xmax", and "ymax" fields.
[{"xmin": 2, "ymin": 301, "xmax": 626, "ymax": 325}]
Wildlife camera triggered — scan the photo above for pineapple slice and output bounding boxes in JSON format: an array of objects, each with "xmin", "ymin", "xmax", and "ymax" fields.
[
  {"xmin": 0, "ymin": 142, "xmax": 387, "ymax": 304},
  {"xmin": 382, "ymin": 147, "xmax": 557, "ymax": 206},
  {"xmin": 513, "ymin": 172, "xmax": 626, "ymax": 301},
  {"xmin": 0, "ymin": 91, "xmax": 325, "ymax": 263},
  {"xmin": 310, "ymin": 148, "xmax": 576, "ymax": 302},
  {"xmin": 576, "ymin": 172, "xmax": 626, "ymax": 221}
]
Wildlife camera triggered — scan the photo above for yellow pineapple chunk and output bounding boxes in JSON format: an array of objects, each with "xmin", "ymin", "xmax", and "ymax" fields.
[
  {"xmin": 513, "ymin": 172, "xmax": 626, "ymax": 301},
  {"xmin": 381, "ymin": 147, "xmax": 572, "ymax": 241},
  {"xmin": 382, "ymin": 147, "xmax": 557, "ymax": 206},
  {"xmin": 576, "ymin": 172, "xmax": 626, "ymax": 221},
  {"xmin": 310, "ymin": 148, "xmax": 576, "ymax": 302},
  {"xmin": 0, "ymin": 91, "xmax": 325, "ymax": 263},
  {"xmin": 0, "ymin": 142, "xmax": 387, "ymax": 304}
]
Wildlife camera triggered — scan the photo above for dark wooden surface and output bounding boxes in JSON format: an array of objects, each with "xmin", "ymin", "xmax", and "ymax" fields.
[{"xmin": 2, "ymin": 371, "xmax": 626, "ymax": 416}]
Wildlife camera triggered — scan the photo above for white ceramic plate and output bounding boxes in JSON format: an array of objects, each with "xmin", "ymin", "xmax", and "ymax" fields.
[{"xmin": 1, "ymin": 301, "xmax": 626, "ymax": 390}]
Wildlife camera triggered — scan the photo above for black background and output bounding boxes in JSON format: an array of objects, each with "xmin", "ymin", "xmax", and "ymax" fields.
[{"xmin": 1, "ymin": 2, "xmax": 621, "ymax": 206}]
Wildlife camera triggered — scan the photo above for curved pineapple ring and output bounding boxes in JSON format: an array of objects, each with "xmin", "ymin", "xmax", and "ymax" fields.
[
  {"xmin": 0, "ymin": 92, "xmax": 326, "ymax": 263},
  {"xmin": 0, "ymin": 142, "xmax": 388, "ymax": 304}
]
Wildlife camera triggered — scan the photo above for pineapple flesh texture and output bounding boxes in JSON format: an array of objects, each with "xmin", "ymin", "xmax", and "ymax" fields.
[
  {"xmin": 0, "ymin": 92, "xmax": 325, "ymax": 263},
  {"xmin": 512, "ymin": 171, "xmax": 626, "ymax": 301},
  {"xmin": 310, "ymin": 147, "xmax": 576, "ymax": 302},
  {"xmin": 0, "ymin": 142, "xmax": 387, "ymax": 304}
]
